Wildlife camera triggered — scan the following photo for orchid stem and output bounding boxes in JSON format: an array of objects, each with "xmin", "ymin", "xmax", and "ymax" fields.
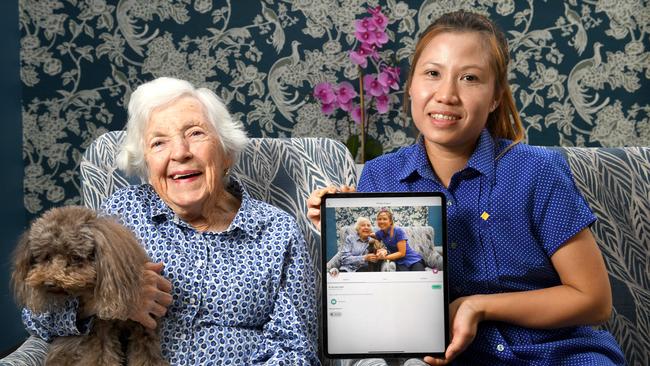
[{"xmin": 358, "ymin": 66, "xmax": 366, "ymax": 163}]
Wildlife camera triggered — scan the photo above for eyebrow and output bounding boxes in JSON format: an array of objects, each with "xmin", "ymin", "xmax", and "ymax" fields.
[{"xmin": 421, "ymin": 61, "xmax": 487, "ymax": 71}]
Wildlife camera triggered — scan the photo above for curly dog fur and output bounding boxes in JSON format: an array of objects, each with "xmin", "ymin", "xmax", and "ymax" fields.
[{"xmin": 12, "ymin": 205, "xmax": 167, "ymax": 366}]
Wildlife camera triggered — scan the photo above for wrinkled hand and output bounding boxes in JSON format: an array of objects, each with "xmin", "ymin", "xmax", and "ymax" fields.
[
  {"xmin": 129, "ymin": 262, "xmax": 173, "ymax": 329},
  {"xmin": 423, "ymin": 296, "xmax": 483, "ymax": 365},
  {"xmin": 306, "ymin": 185, "xmax": 355, "ymax": 231},
  {"xmin": 365, "ymin": 253, "xmax": 378, "ymax": 263}
]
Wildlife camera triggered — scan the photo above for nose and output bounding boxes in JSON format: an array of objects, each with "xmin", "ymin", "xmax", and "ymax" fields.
[
  {"xmin": 434, "ymin": 77, "xmax": 460, "ymax": 105},
  {"xmin": 170, "ymin": 137, "xmax": 193, "ymax": 161}
]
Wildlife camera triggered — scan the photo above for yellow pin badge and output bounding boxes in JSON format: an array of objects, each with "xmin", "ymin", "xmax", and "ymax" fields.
[{"xmin": 481, "ymin": 211, "xmax": 490, "ymax": 221}]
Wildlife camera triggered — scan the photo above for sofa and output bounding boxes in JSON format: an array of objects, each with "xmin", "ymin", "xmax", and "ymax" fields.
[
  {"xmin": 327, "ymin": 225, "xmax": 443, "ymax": 272},
  {"xmin": 2, "ymin": 139, "xmax": 648, "ymax": 366}
]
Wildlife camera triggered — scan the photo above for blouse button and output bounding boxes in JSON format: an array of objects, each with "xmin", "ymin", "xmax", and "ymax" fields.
[
  {"xmin": 450, "ymin": 242, "xmax": 458, "ymax": 249},
  {"xmin": 496, "ymin": 344, "xmax": 505, "ymax": 352},
  {"xmin": 195, "ymin": 259, "xmax": 204, "ymax": 267},
  {"xmin": 447, "ymin": 200, "xmax": 453, "ymax": 206}
]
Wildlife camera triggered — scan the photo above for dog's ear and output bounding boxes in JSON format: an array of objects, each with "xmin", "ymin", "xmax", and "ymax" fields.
[
  {"xmin": 11, "ymin": 231, "xmax": 35, "ymax": 307},
  {"xmin": 92, "ymin": 217, "xmax": 148, "ymax": 320}
]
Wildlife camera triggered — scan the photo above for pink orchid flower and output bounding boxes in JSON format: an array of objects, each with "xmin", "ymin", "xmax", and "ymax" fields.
[
  {"xmin": 313, "ymin": 82, "xmax": 337, "ymax": 105},
  {"xmin": 364, "ymin": 74, "xmax": 388, "ymax": 97},
  {"xmin": 321, "ymin": 102, "xmax": 338, "ymax": 115},
  {"xmin": 349, "ymin": 48, "xmax": 369, "ymax": 68},
  {"xmin": 351, "ymin": 105, "xmax": 363, "ymax": 124},
  {"xmin": 375, "ymin": 94, "xmax": 390, "ymax": 113},
  {"xmin": 336, "ymin": 82, "xmax": 357, "ymax": 104},
  {"xmin": 378, "ymin": 66, "xmax": 400, "ymax": 90}
]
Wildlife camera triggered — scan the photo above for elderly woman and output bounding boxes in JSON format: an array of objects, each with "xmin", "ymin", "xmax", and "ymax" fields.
[
  {"xmin": 338, "ymin": 217, "xmax": 385, "ymax": 272},
  {"xmin": 22, "ymin": 77, "xmax": 319, "ymax": 365}
]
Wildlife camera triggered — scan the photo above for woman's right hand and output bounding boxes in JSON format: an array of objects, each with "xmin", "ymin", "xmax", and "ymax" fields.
[
  {"xmin": 306, "ymin": 185, "xmax": 355, "ymax": 231},
  {"xmin": 129, "ymin": 262, "xmax": 173, "ymax": 329}
]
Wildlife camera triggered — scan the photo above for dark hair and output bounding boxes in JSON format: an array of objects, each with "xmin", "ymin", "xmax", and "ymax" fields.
[{"xmin": 403, "ymin": 10, "xmax": 524, "ymax": 144}]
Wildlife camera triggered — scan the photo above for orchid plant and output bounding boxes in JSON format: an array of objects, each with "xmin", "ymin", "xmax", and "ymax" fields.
[{"xmin": 313, "ymin": 6, "xmax": 400, "ymax": 163}]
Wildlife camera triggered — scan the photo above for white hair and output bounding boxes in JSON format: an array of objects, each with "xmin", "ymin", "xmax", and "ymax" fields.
[
  {"xmin": 354, "ymin": 217, "xmax": 372, "ymax": 232},
  {"xmin": 117, "ymin": 77, "xmax": 249, "ymax": 180}
]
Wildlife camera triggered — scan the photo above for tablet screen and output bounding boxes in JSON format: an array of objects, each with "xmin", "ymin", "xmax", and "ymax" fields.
[{"xmin": 321, "ymin": 192, "xmax": 449, "ymax": 359}]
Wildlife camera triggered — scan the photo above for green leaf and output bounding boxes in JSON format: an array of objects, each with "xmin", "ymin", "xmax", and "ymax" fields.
[
  {"xmin": 346, "ymin": 135, "xmax": 360, "ymax": 162},
  {"xmin": 364, "ymin": 136, "xmax": 383, "ymax": 161}
]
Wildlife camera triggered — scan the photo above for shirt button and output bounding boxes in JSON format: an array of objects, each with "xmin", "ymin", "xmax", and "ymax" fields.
[
  {"xmin": 189, "ymin": 297, "xmax": 196, "ymax": 304},
  {"xmin": 496, "ymin": 344, "xmax": 505, "ymax": 352},
  {"xmin": 450, "ymin": 242, "xmax": 458, "ymax": 249},
  {"xmin": 195, "ymin": 259, "xmax": 204, "ymax": 267},
  {"xmin": 447, "ymin": 200, "xmax": 453, "ymax": 206}
]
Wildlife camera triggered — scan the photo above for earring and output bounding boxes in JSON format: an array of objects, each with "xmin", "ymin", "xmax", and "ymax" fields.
[{"xmin": 223, "ymin": 168, "xmax": 230, "ymax": 177}]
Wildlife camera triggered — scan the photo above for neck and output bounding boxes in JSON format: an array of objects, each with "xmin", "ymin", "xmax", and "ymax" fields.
[
  {"xmin": 423, "ymin": 139, "xmax": 476, "ymax": 188},
  {"xmin": 182, "ymin": 188, "xmax": 241, "ymax": 232}
]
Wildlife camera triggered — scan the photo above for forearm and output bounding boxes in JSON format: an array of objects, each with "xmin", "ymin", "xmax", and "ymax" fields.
[
  {"xmin": 384, "ymin": 251, "xmax": 405, "ymax": 261},
  {"xmin": 468, "ymin": 284, "xmax": 611, "ymax": 329}
]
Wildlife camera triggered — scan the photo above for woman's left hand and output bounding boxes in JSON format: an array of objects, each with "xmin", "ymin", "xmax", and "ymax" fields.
[{"xmin": 423, "ymin": 296, "xmax": 484, "ymax": 365}]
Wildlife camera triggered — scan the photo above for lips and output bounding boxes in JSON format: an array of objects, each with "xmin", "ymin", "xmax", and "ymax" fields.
[
  {"xmin": 169, "ymin": 170, "xmax": 202, "ymax": 180},
  {"xmin": 428, "ymin": 111, "xmax": 461, "ymax": 121}
]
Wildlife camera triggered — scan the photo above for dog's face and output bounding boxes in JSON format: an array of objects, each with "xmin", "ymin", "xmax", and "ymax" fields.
[
  {"xmin": 14, "ymin": 205, "xmax": 149, "ymax": 319},
  {"xmin": 14, "ymin": 206, "xmax": 99, "ymax": 310}
]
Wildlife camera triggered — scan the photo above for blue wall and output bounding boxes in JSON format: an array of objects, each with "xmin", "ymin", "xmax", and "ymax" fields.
[{"xmin": 0, "ymin": 0, "xmax": 28, "ymax": 353}]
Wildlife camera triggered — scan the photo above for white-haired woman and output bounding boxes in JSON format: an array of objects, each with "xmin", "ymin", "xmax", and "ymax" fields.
[
  {"xmin": 338, "ymin": 217, "xmax": 385, "ymax": 272},
  {"xmin": 22, "ymin": 77, "xmax": 319, "ymax": 365}
]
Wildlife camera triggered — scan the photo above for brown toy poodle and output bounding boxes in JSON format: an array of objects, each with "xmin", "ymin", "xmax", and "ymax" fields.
[{"xmin": 12, "ymin": 205, "xmax": 167, "ymax": 366}]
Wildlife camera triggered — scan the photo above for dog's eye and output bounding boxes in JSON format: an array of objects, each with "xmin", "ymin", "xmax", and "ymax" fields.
[{"xmin": 69, "ymin": 255, "xmax": 84, "ymax": 265}]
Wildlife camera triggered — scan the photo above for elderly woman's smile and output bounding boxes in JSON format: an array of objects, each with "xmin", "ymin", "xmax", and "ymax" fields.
[{"xmin": 144, "ymin": 96, "xmax": 231, "ymax": 221}]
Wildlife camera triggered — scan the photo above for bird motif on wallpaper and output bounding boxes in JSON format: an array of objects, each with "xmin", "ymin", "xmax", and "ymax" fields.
[
  {"xmin": 568, "ymin": 42, "xmax": 609, "ymax": 124},
  {"xmin": 267, "ymin": 40, "xmax": 305, "ymax": 122},
  {"xmin": 563, "ymin": 3, "xmax": 588, "ymax": 55},
  {"xmin": 116, "ymin": 0, "xmax": 159, "ymax": 57}
]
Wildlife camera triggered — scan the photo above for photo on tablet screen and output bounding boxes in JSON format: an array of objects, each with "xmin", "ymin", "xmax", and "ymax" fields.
[{"xmin": 321, "ymin": 192, "xmax": 449, "ymax": 359}]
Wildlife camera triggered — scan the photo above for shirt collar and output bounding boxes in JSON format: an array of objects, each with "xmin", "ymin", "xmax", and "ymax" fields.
[
  {"xmin": 149, "ymin": 176, "xmax": 264, "ymax": 235},
  {"xmin": 398, "ymin": 129, "xmax": 497, "ymax": 183},
  {"xmin": 465, "ymin": 129, "xmax": 496, "ymax": 180},
  {"xmin": 398, "ymin": 137, "xmax": 437, "ymax": 182}
]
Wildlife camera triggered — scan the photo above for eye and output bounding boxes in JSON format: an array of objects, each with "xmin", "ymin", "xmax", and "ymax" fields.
[
  {"xmin": 69, "ymin": 255, "xmax": 84, "ymax": 265},
  {"xmin": 150, "ymin": 140, "xmax": 163, "ymax": 148},
  {"xmin": 426, "ymin": 70, "xmax": 439, "ymax": 78},
  {"xmin": 189, "ymin": 129, "xmax": 205, "ymax": 138},
  {"xmin": 461, "ymin": 74, "xmax": 479, "ymax": 82}
]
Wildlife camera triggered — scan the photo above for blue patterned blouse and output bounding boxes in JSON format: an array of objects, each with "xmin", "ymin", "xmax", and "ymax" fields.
[
  {"xmin": 357, "ymin": 129, "xmax": 625, "ymax": 365},
  {"xmin": 22, "ymin": 178, "xmax": 320, "ymax": 365},
  {"xmin": 339, "ymin": 233, "xmax": 373, "ymax": 272}
]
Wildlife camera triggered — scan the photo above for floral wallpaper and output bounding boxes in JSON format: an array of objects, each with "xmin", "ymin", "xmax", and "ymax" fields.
[{"xmin": 20, "ymin": 0, "xmax": 650, "ymax": 219}]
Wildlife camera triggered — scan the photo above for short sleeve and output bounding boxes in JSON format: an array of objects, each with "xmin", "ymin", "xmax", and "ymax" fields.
[{"xmin": 532, "ymin": 152, "xmax": 596, "ymax": 256}]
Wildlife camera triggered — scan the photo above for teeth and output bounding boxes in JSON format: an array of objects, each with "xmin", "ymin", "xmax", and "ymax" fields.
[
  {"xmin": 172, "ymin": 173, "xmax": 196, "ymax": 180},
  {"xmin": 429, "ymin": 113, "xmax": 458, "ymax": 120}
]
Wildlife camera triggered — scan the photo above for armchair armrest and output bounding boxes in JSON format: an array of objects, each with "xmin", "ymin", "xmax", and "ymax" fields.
[{"xmin": 0, "ymin": 336, "xmax": 48, "ymax": 366}]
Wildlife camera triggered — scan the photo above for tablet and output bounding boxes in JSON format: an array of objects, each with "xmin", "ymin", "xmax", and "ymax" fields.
[{"xmin": 321, "ymin": 192, "xmax": 449, "ymax": 359}]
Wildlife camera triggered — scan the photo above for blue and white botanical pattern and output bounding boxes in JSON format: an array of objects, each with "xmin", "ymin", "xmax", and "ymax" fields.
[{"xmin": 20, "ymin": 0, "xmax": 649, "ymax": 218}]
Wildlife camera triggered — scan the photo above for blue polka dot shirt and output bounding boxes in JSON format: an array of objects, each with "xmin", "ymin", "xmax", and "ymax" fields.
[
  {"xmin": 22, "ymin": 178, "xmax": 320, "ymax": 365},
  {"xmin": 357, "ymin": 129, "xmax": 625, "ymax": 365}
]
